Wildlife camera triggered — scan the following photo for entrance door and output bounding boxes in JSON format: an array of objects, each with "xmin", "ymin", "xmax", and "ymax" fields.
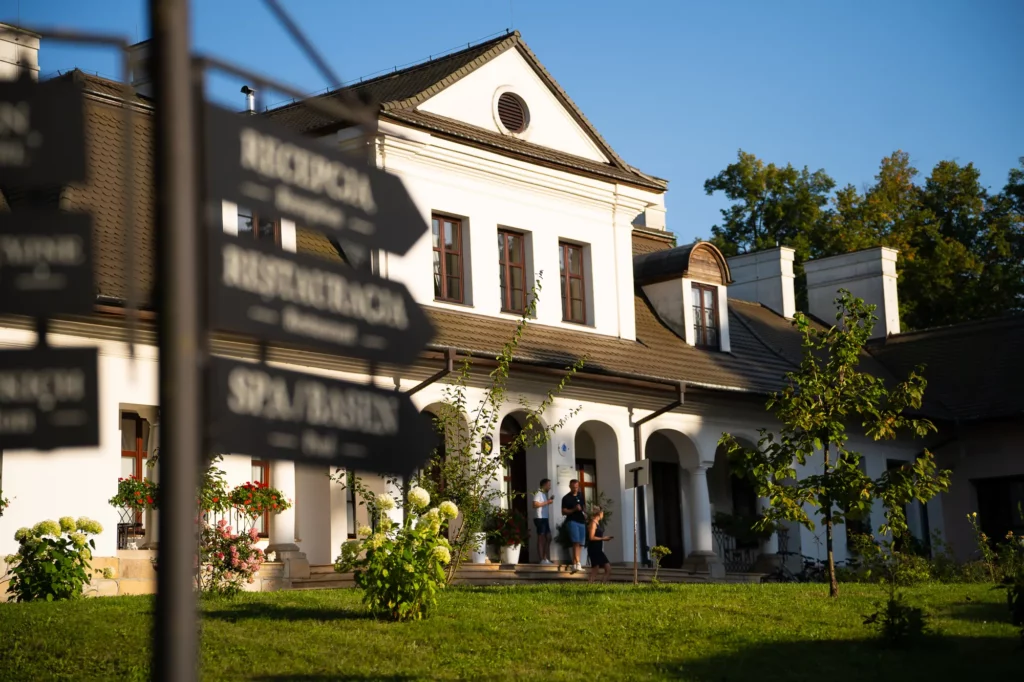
[
  {"xmin": 500, "ymin": 416, "xmax": 529, "ymax": 563},
  {"xmin": 651, "ymin": 461, "xmax": 684, "ymax": 569}
]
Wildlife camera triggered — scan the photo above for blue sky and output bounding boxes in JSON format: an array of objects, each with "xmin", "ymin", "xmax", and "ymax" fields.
[{"xmin": 4, "ymin": 0, "xmax": 1022, "ymax": 244}]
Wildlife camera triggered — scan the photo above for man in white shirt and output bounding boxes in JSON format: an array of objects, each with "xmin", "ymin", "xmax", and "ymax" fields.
[{"xmin": 532, "ymin": 478, "xmax": 554, "ymax": 564}]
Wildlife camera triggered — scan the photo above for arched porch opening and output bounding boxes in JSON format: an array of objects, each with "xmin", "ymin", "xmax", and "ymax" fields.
[
  {"xmin": 501, "ymin": 411, "xmax": 548, "ymax": 564},
  {"xmin": 574, "ymin": 420, "xmax": 623, "ymax": 561},
  {"xmin": 644, "ymin": 429, "xmax": 700, "ymax": 569}
]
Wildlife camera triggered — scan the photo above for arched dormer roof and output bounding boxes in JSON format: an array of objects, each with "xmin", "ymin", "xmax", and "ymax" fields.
[{"xmin": 633, "ymin": 241, "xmax": 732, "ymax": 286}]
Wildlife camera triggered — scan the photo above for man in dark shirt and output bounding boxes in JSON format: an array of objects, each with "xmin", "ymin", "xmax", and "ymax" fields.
[{"xmin": 561, "ymin": 479, "xmax": 587, "ymax": 573}]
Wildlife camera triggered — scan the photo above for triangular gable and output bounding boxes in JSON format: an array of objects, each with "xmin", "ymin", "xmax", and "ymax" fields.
[
  {"xmin": 265, "ymin": 31, "xmax": 663, "ymax": 189},
  {"xmin": 415, "ymin": 46, "xmax": 610, "ymax": 163}
]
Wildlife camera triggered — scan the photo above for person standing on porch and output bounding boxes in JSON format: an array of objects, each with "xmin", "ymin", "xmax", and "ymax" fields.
[
  {"xmin": 533, "ymin": 478, "xmax": 554, "ymax": 565},
  {"xmin": 562, "ymin": 479, "xmax": 587, "ymax": 573},
  {"xmin": 587, "ymin": 507, "xmax": 613, "ymax": 583}
]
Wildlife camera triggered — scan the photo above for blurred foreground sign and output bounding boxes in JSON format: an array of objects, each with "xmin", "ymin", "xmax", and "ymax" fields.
[
  {"xmin": 0, "ymin": 211, "xmax": 94, "ymax": 316},
  {"xmin": 0, "ymin": 347, "xmax": 99, "ymax": 449},
  {"xmin": 207, "ymin": 356, "xmax": 435, "ymax": 475},
  {"xmin": 0, "ymin": 78, "xmax": 86, "ymax": 186},
  {"xmin": 203, "ymin": 104, "xmax": 427, "ymax": 255},
  {"xmin": 207, "ymin": 231, "xmax": 434, "ymax": 364}
]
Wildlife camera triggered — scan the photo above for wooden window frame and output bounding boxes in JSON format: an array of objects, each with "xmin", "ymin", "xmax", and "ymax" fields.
[
  {"xmin": 498, "ymin": 229, "xmax": 527, "ymax": 314},
  {"xmin": 237, "ymin": 207, "xmax": 281, "ymax": 245},
  {"xmin": 692, "ymin": 283, "xmax": 720, "ymax": 350},
  {"xmin": 432, "ymin": 214, "xmax": 464, "ymax": 303},
  {"xmin": 251, "ymin": 459, "xmax": 271, "ymax": 538},
  {"xmin": 559, "ymin": 241, "xmax": 587, "ymax": 324},
  {"xmin": 575, "ymin": 458, "xmax": 597, "ymax": 506},
  {"xmin": 120, "ymin": 412, "xmax": 148, "ymax": 526}
]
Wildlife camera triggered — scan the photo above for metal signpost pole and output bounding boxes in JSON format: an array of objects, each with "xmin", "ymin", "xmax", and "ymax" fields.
[
  {"xmin": 633, "ymin": 467, "xmax": 639, "ymax": 585},
  {"xmin": 150, "ymin": 1, "xmax": 201, "ymax": 681}
]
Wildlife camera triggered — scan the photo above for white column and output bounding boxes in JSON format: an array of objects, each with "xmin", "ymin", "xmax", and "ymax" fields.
[
  {"xmin": 759, "ymin": 497, "xmax": 778, "ymax": 555},
  {"xmin": 688, "ymin": 465, "xmax": 714, "ymax": 553},
  {"xmin": 329, "ymin": 467, "xmax": 349, "ymax": 561},
  {"xmin": 268, "ymin": 461, "xmax": 299, "ymax": 552},
  {"xmin": 142, "ymin": 420, "xmax": 160, "ymax": 548}
]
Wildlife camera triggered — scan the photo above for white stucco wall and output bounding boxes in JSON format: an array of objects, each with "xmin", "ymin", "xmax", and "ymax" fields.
[
  {"xmin": 0, "ymin": 327, "xmax": 158, "ymax": 558},
  {"xmin": 376, "ymin": 127, "xmax": 655, "ymax": 341}
]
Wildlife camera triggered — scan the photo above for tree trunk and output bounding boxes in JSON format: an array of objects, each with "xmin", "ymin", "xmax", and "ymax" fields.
[
  {"xmin": 825, "ymin": 502, "xmax": 838, "ymax": 597},
  {"xmin": 823, "ymin": 442, "xmax": 839, "ymax": 598}
]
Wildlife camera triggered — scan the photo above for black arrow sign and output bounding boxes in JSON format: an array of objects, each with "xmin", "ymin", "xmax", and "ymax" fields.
[
  {"xmin": 0, "ymin": 347, "xmax": 99, "ymax": 450},
  {"xmin": 0, "ymin": 211, "xmax": 94, "ymax": 316},
  {"xmin": 207, "ymin": 356, "xmax": 436, "ymax": 476},
  {"xmin": 208, "ymin": 230, "xmax": 434, "ymax": 365},
  {"xmin": 203, "ymin": 104, "xmax": 427, "ymax": 256},
  {"xmin": 0, "ymin": 78, "xmax": 86, "ymax": 187}
]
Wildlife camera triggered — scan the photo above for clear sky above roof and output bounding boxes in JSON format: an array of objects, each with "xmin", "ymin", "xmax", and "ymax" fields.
[{"xmin": 6, "ymin": 0, "xmax": 1022, "ymax": 244}]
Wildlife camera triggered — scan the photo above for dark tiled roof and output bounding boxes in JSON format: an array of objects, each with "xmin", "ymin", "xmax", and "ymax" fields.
[
  {"xmin": 383, "ymin": 110, "xmax": 666, "ymax": 190},
  {"xmin": 867, "ymin": 316, "xmax": 1024, "ymax": 421},
  {"xmin": 265, "ymin": 34, "xmax": 513, "ymax": 135},
  {"xmin": 634, "ymin": 241, "xmax": 733, "ymax": 285},
  {"xmin": 264, "ymin": 31, "xmax": 666, "ymax": 192},
  {"xmin": 426, "ymin": 295, "xmax": 798, "ymax": 394},
  {"xmin": 632, "ymin": 228, "xmax": 676, "ymax": 256},
  {"xmin": 0, "ymin": 70, "xmax": 819, "ymax": 397}
]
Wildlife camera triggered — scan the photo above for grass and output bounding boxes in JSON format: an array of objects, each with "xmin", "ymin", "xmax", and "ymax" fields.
[{"xmin": 0, "ymin": 583, "xmax": 1019, "ymax": 681}]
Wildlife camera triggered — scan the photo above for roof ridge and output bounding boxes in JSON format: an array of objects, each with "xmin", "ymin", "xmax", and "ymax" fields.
[
  {"xmin": 870, "ymin": 312, "xmax": 1024, "ymax": 345},
  {"xmin": 726, "ymin": 304, "xmax": 801, "ymax": 371},
  {"xmin": 265, "ymin": 31, "xmax": 518, "ymax": 117}
]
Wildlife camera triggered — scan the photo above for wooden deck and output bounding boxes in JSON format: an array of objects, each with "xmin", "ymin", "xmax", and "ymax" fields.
[{"xmin": 290, "ymin": 562, "xmax": 764, "ymax": 591}]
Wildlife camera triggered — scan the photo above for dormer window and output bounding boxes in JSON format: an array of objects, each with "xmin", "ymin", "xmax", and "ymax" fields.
[{"xmin": 692, "ymin": 283, "xmax": 719, "ymax": 349}]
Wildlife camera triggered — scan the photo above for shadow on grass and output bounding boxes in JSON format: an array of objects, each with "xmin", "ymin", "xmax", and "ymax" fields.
[
  {"xmin": 944, "ymin": 599, "xmax": 1010, "ymax": 623},
  {"xmin": 203, "ymin": 602, "xmax": 374, "ymax": 624},
  {"xmin": 251, "ymin": 671, "xmax": 411, "ymax": 675},
  {"xmin": 647, "ymin": 636, "xmax": 1020, "ymax": 682}
]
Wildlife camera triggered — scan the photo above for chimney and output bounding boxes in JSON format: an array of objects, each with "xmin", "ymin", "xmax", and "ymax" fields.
[
  {"xmin": 240, "ymin": 85, "xmax": 256, "ymax": 114},
  {"xmin": 804, "ymin": 246, "xmax": 900, "ymax": 339},
  {"xmin": 127, "ymin": 40, "xmax": 151, "ymax": 97},
  {"xmin": 727, "ymin": 247, "xmax": 796, "ymax": 318},
  {"xmin": 0, "ymin": 23, "xmax": 40, "ymax": 81}
]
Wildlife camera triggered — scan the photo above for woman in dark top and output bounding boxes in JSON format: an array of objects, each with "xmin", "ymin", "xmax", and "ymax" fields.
[{"xmin": 587, "ymin": 507, "xmax": 613, "ymax": 583}]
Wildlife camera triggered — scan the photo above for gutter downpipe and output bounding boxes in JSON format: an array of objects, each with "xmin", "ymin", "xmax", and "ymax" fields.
[
  {"xmin": 405, "ymin": 346, "xmax": 456, "ymax": 396},
  {"xmin": 630, "ymin": 382, "xmax": 685, "ymax": 574}
]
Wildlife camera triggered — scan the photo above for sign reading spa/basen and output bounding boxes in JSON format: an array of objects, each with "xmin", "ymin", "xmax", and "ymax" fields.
[{"xmin": 208, "ymin": 357, "xmax": 434, "ymax": 475}]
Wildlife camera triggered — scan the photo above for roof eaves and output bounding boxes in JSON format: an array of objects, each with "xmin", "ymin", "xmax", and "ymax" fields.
[
  {"xmin": 508, "ymin": 39, "xmax": 632, "ymax": 174},
  {"xmin": 383, "ymin": 32, "xmax": 520, "ymax": 112}
]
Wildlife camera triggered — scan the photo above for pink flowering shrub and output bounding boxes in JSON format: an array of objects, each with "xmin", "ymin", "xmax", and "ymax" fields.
[{"xmin": 197, "ymin": 518, "xmax": 265, "ymax": 596}]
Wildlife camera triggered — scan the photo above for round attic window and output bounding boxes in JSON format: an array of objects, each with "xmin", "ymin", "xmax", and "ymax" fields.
[{"xmin": 496, "ymin": 92, "xmax": 528, "ymax": 133}]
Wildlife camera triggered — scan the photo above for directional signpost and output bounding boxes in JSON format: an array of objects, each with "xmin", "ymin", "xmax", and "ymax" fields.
[
  {"xmin": 203, "ymin": 103, "xmax": 428, "ymax": 255},
  {"xmin": 0, "ymin": 78, "xmax": 86, "ymax": 186},
  {"xmin": 0, "ymin": 212, "xmax": 94, "ymax": 316},
  {"xmin": 0, "ymin": 79, "xmax": 98, "ymax": 451},
  {"xmin": 208, "ymin": 230, "xmax": 434, "ymax": 364},
  {"xmin": 625, "ymin": 460, "xmax": 650, "ymax": 585},
  {"xmin": 208, "ymin": 357, "xmax": 435, "ymax": 476},
  {"xmin": 0, "ymin": 347, "xmax": 99, "ymax": 449}
]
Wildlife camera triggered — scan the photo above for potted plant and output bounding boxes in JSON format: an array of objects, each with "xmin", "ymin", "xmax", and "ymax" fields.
[
  {"xmin": 489, "ymin": 508, "xmax": 529, "ymax": 565},
  {"xmin": 227, "ymin": 480, "xmax": 292, "ymax": 534},
  {"xmin": 0, "ymin": 489, "xmax": 9, "ymax": 518},
  {"xmin": 109, "ymin": 476, "xmax": 159, "ymax": 548}
]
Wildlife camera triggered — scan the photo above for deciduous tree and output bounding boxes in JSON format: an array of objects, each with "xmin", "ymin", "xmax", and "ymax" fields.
[{"xmin": 720, "ymin": 292, "xmax": 950, "ymax": 597}]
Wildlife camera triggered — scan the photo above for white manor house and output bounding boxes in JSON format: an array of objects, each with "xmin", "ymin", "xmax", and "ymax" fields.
[{"xmin": 1, "ymin": 28, "xmax": 1021, "ymax": 592}]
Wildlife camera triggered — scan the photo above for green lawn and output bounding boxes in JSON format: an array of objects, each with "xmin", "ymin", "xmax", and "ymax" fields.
[{"xmin": 0, "ymin": 583, "xmax": 1019, "ymax": 681}]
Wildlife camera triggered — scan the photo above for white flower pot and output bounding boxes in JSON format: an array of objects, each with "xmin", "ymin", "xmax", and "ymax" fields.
[
  {"xmin": 470, "ymin": 532, "xmax": 489, "ymax": 564},
  {"xmin": 501, "ymin": 544, "xmax": 521, "ymax": 565}
]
